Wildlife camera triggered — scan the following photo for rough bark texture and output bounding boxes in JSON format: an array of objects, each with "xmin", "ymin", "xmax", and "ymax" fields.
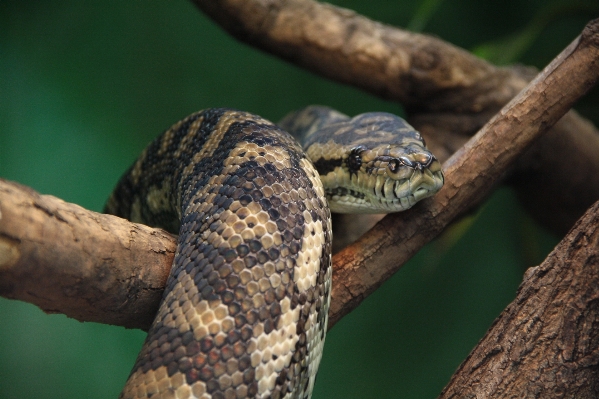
[
  {"xmin": 0, "ymin": 181, "xmax": 175, "ymax": 330},
  {"xmin": 438, "ymin": 200, "xmax": 599, "ymax": 398},
  {"xmin": 191, "ymin": 0, "xmax": 599, "ymax": 236}
]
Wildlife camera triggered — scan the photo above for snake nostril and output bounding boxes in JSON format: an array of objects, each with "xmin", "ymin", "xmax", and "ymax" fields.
[{"xmin": 416, "ymin": 153, "xmax": 432, "ymax": 166}]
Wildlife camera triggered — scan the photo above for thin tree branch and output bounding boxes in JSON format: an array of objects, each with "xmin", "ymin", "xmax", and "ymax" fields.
[{"xmin": 1, "ymin": 20, "xmax": 597, "ymax": 335}]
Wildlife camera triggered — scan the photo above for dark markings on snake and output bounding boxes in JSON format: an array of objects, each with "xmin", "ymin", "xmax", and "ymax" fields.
[
  {"xmin": 106, "ymin": 108, "xmax": 332, "ymax": 399},
  {"xmin": 105, "ymin": 106, "xmax": 443, "ymax": 399},
  {"xmin": 312, "ymin": 157, "xmax": 343, "ymax": 175}
]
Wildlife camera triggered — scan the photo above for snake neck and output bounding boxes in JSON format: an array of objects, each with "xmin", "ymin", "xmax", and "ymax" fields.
[{"xmin": 277, "ymin": 105, "xmax": 350, "ymax": 146}]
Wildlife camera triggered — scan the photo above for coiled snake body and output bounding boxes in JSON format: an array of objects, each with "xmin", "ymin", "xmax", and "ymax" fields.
[{"xmin": 105, "ymin": 107, "xmax": 444, "ymax": 399}]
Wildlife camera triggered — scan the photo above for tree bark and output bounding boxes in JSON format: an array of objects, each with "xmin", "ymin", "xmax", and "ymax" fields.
[
  {"xmin": 438, "ymin": 199, "xmax": 599, "ymax": 399},
  {"xmin": 0, "ymin": 181, "xmax": 175, "ymax": 330}
]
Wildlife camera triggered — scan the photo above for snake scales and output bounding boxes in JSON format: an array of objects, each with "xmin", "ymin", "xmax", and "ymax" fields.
[{"xmin": 105, "ymin": 106, "xmax": 444, "ymax": 399}]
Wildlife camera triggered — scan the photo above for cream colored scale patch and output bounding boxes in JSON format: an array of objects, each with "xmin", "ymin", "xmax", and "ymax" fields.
[{"xmin": 293, "ymin": 158, "xmax": 331, "ymax": 398}]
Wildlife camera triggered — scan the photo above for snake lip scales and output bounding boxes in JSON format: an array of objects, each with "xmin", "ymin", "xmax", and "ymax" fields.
[{"xmin": 106, "ymin": 107, "xmax": 443, "ymax": 399}]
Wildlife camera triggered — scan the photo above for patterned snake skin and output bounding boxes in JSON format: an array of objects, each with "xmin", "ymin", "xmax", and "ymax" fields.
[{"xmin": 105, "ymin": 107, "xmax": 444, "ymax": 399}]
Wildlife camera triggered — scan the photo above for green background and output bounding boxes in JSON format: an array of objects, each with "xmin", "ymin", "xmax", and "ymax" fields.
[{"xmin": 1, "ymin": 1, "xmax": 597, "ymax": 398}]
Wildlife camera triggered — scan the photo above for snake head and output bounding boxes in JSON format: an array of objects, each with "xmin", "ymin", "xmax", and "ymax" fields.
[
  {"xmin": 348, "ymin": 142, "xmax": 444, "ymax": 213},
  {"xmin": 306, "ymin": 112, "xmax": 444, "ymax": 213}
]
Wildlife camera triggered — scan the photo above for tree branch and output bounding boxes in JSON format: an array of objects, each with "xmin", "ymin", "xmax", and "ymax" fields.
[
  {"xmin": 0, "ymin": 181, "xmax": 175, "ymax": 330},
  {"xmin": 329, "ymin": 19, "xmax": 599, "ymax": 327},
  {"xmin": 437, "ymin": 198, "xmax": 599, "ymax": 398},
  {"xmin": 190, "ymin": 0, "xmax": 599, "ymax": 236},
  {"xmin": 1, "ymin": 19, "xmax": 597, "ymax": 339},
  {"xmin": 191, "ymin": 0, "xmax": 516, "ymax": 111}
]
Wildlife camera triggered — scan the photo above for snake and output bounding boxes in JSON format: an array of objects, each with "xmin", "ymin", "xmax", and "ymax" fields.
[{"xmin": 104, "ymin": 106, "xmax": 444, "ymax": 399}]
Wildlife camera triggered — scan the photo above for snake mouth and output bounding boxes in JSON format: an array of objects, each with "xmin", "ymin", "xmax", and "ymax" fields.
[
  {"xmin": 372, "ymin": 169, "xmax": 444, "ymax": 211},
  {"xmin": 325, "ymin": 169, "xmax": 444, "ymax": 213}
]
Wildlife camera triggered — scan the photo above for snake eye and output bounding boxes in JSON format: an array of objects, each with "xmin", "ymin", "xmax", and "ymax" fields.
[
  {"xmin": 399, "ymin": 156, "xmax": 414, "ymax": 167},
  {"xmin": 388, "ymin": 159, "xmax": 400, "ymax": 173},
  {"xmin": 347, "ymin": 146, "xmax": 365, "ymax": 172}
]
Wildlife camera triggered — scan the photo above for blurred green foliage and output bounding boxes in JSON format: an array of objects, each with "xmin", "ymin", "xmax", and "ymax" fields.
[{"xmin": 0, "ymin": 1, "xmax": 597, "ymax": 398}]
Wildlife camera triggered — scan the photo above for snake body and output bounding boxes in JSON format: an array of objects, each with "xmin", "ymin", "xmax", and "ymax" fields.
[{"xmin": 105, "ymin": 107, "xmax": 443, "ymax": 399}]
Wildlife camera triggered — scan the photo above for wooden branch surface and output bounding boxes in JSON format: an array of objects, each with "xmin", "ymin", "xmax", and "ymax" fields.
[
  {"xmin": 329, "ymin": 19, "xmax": 599, "ymax": 327},
  {"xmin": 438, "ymin": 199, "xmax": 599, "ymax": 398},
  {"xmin": 191, "ymin": 0, "xmax": 516, "ymax": 111},
  {"xmin": 1, "ymin": 20, "xmax": 597, "ymax": 336},
  {"xmin": 0, "ymin": 181, "xmax": 175, "ymax": 330},
  {"xmin": 191, "ymin": 0, "xmax": 599, "ymax": 236}
]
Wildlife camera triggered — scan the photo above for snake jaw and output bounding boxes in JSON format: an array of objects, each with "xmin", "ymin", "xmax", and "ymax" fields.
[
  {"xmin": 325, "ymin": 170, "xmax": 443, "ymax": 213},
  {"xmin": 336, "ymin": 141, "xmax": 445, "ymax": 212},
  {"xmin": 323, "ymin": 153, "xmax": 444, "ymax": 213}
]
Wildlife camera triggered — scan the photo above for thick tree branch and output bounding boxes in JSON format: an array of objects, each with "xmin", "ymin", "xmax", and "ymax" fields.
[
  {"xmin": 437, "ymin": 199, "xmax": 599, "ymax": 398},
  {"xmin": 191, "ymin": 0, "xmax": 517, "ymax": 111},
  {"xmin": 0, "ymin": 181, "xmax": 175, "ymax": 330},
  {"xmin": 191, "ymin": 0, "xmax": 599, "ymax": 235},
  {"xmin": 1, "ymin": 20, "xmax": 597, "ymax": 337}
]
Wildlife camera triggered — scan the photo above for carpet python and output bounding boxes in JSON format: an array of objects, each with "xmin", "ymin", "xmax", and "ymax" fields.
[{"xmin": 105, "ymin": 106, "xmax": 444, "ymax": 399}]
